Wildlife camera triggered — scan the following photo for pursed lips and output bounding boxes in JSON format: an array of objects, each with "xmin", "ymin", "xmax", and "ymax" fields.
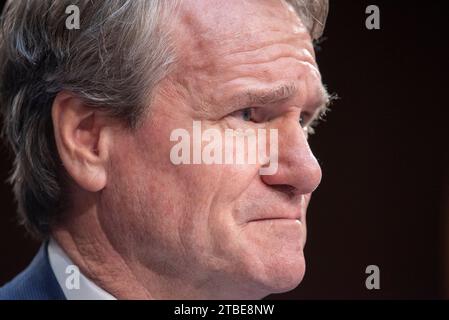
[
  {"xmin": 243, "ymin": 193, "xmax": 307, "ymax": 224},
  {"xmin": 249, "ymin": 210, "xmax": 303, "ymax": 223}
]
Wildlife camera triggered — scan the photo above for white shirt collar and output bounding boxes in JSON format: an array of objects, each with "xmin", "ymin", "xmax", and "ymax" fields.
[{"xmin": 47, "ymin": 238, "xmax": 117, "ymax": 300}]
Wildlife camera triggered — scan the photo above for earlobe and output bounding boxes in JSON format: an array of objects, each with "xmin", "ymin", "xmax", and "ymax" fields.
[{"xmin": 52, "ymin": 91, "xmax": 109, "ymax": 193}]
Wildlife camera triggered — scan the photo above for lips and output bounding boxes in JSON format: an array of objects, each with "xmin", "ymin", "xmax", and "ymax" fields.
[
  {"xmin": 244, "ymin": 193, "xmax": 306, "ymax": 224},
  {"xmin": 249, "ymin": 211, "xmax": 303, "ymax": 223}
]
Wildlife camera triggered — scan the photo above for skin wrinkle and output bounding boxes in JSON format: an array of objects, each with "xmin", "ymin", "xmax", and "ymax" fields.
[
  {"xmin": 195, "ymin": 181, "xmax": 228, "ymax": 291},
  {"xmin": 54, "ymin": 216, "xmax": 152, "ymax": 298},
  {"xmin": 225, "ymin": 40, "xmax": 315, "ymax": 65},
  {"xmin": 236, "ymin": 222, "xmax": 272, "ymax": 293},
  {"xmin": 96, "ymin": 214, "xmax": 144, "ymax": 286}
]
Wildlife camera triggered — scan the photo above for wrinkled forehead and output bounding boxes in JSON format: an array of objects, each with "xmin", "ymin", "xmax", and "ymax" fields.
[{"xmin": 174, "ymin": 0, "xmax": 315, "ymax": 67}]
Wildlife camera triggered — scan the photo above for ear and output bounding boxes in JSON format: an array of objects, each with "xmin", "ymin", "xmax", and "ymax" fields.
[{"xmin": 52, "ymin": 91, "xmax": 112, "ymax": 192}]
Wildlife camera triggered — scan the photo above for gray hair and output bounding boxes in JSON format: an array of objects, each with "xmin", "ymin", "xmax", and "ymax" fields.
[
  {"xmin": 288, "ymin": 0, "xmax": 329, "ymax": 40},
  {"xmin": 0, "ymin": 0, "xmax": 328, "ymax": 238}
]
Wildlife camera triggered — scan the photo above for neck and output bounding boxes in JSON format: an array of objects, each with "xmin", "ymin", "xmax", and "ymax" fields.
[{"xmin": 51, "ymin": 212, "xmax": 152, "ymax": 299}]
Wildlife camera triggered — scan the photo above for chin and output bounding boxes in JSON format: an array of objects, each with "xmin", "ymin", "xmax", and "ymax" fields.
[
  {"xmin": 250, "ymin": 251, "xmax": 307, "ymax": 296},
  {"xmin": 271, "ymin": 259, "xmax": 306, "ymax": 294}
]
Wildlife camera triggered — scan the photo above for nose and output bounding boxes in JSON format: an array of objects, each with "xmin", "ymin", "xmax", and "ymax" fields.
[{"xmin": 261, "ymin": 117, "xmax": 322, "ymax": 196}]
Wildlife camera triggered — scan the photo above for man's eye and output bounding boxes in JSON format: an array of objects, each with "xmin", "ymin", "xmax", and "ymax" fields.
[
  {"xmin": 299, "ymin": 115, "xmax": 306, "ymax": 128},
  {"xmin": 233, "ymin": 107, "xmax": 254, "ymax": 122},
  {"xmin": 299, "ymin": 114, "xmax": 315, "ymax": 135},
  {"xmin": 299, "ymin": 114, "xmax": 308, "ymax": 128}
]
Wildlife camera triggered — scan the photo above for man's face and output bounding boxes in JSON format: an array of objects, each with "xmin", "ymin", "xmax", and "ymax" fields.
[{"xmin": 102, "ymin": 0, "xmax": 326, "ymax": 299}]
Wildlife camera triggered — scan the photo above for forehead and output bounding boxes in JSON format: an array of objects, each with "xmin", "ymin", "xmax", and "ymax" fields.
[{"xmin": 175, "ymin": 0, "xmax": 315, "ymax": 68}]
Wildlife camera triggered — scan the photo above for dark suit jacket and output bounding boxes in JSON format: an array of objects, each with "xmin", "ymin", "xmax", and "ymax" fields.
[{"xmin": 0, "ymin": 242, "xmax": 66, "ymax": 300}]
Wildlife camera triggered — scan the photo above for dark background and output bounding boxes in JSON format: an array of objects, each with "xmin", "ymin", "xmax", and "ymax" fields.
[{"xmin": 1, "ymin": 1, "xmax": 448, "ymax": 299}]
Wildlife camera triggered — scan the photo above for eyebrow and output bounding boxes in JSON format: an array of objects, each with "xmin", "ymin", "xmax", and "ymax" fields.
[
  {"xmin": 243, "ymin": 83, "xmax": 298, "ymax": 106},
  {"xmin": 229, "ymin": 82, "xmax": 331, "ymax": 117}
]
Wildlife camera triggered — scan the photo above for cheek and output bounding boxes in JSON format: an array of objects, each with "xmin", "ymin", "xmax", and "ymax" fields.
[
  {"xmin": 105, "ymin": 124, "xmax": 256, "ymax": 254},
  {"xmin": 101, "ymin": 128, "xmax": 188, "ymax": 255},
  {"xmin": 171, "ymin": 163, "xmax": 252, "ymax": 245}
]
